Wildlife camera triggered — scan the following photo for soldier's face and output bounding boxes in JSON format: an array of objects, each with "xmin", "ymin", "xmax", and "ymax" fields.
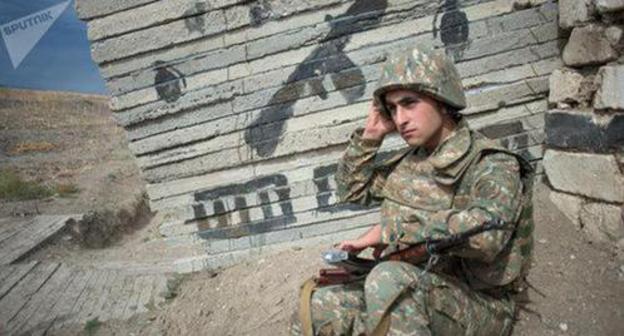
[{"xmin": 384, "ymin": 90, "xmax": 444, "ymax": 148}]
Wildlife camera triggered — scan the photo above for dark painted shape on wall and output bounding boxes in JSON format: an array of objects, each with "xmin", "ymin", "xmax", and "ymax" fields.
[
  {"xmin": 244, "ymin": 0, "xmax": 388, "ymax": 158},
  {"xmin": 153, "ymin": 61, "xmax": 187, "ymax": 103},
  {"xmin": 546, "ymin": 111, "xmax": 624, "ymax": 153},
  {"xmin": 183, "ymin": 2, "xmax": 209, "ymax": 34},
  {"xmin": 192, "ymin": 174, "xmax": 297, "ymax": 239},
  {"xmin": 249, "ymin": 0, "xmax": 273, "ymax": 26},
  {"xmin": 313, "ymin": 163, "xmax": 368, "ymax": 213},
  {"xmin": 433, "ymin": 0, "xmax": 469, "ymax": 60},
  {"xmin": 479, "ymin": 121, "xmax": 525, "ymax": 139}
]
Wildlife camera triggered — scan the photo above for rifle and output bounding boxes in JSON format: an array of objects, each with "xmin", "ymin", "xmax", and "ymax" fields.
[{"xmin": 316, "ymin": 218, "xmax": 509, "ymax": 286}]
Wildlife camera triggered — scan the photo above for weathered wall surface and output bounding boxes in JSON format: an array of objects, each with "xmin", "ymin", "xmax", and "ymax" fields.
[
  {"xmin": 544, "ymin": 0, "xmax": 624, "ymax": 249},
  {"xmin": 76, "ymin": 0, "xmax": 559, "ymax": 268}
]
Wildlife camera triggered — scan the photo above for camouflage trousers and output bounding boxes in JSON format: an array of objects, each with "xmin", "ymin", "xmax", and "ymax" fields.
[{"xmin": 291, "ymin": 261, "xmax": 515, "ymax": 336}]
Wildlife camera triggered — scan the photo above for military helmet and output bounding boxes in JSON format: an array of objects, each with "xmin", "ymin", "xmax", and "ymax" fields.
[{"xmin": 373, "ymin": 45, "xmax": 466, "ymax": 118}]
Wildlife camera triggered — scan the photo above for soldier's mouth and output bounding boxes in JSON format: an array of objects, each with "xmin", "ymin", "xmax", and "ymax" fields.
[{"xmin": 401, "ymin": 129, "xmax": 417, "ymax": 137}]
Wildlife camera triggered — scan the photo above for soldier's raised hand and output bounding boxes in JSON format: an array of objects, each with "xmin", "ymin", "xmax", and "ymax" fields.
[{"xmin": 363, "ymin": 100, "xmax": 396, "ymax": 141}]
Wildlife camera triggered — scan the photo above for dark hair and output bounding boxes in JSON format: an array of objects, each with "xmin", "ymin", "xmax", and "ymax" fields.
[{"xmin": 445, "ymin": 105, "xmax": 463, "ymax": 123}]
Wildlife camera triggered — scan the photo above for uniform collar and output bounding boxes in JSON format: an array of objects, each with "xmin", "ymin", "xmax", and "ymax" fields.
[{"xmin": 427, "ymin": 119, "xmax": 472, "ymax": 171}]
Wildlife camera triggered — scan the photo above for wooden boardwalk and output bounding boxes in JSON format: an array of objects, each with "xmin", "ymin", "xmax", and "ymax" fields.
[
  {"xmin": 0, "ymin": 261, "xmax": 169, "ymax": 335},
  {"xmin": 0, "ymin": 215, "xmax": 81, "ymax": 265}
]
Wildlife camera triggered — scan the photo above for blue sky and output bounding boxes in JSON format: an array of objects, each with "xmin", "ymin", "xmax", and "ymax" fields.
[{"xmin": 0, "ymin": 0, "xmax": 107, "ymax": 95}]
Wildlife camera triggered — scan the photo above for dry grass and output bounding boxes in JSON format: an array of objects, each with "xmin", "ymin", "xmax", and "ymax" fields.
[
  {"xmin": 0, "ymin": 169, "xmax": 53, "ymax": 201},
  {"xmin": 7, "ymin": 141, "xmax": 57, "ymax": 155},
  {"xmin": 55, "ymin": 183, "xmax": 80, "ymax": 197}
]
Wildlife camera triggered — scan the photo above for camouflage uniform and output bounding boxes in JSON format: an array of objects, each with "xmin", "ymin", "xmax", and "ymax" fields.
[{"xmin": 293, "ymin": 46, "xmax": 533, "ymax": 336}]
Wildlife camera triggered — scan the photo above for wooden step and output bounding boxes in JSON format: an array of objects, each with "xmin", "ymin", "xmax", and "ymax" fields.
[{"xmin": 0, "ymin": 215, "xmax": 82, "ymax": 265}]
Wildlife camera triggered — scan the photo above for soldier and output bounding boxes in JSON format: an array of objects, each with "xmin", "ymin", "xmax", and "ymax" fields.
[{"xmin": 292, "ymin": 45, "xmax": 534, "ymax": 335}]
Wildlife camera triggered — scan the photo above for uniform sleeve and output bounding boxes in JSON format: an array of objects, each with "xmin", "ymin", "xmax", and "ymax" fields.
[
  {"xmin": 335, "ymin": 128, "xmax": 392, "ymax": 206},
  {"xmin": 381, "ymin": 152, "xmax": 523, "ymax": 263}
]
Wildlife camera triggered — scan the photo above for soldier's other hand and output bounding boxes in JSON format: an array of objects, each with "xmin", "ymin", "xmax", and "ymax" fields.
[
  {"xmin": 363, "ymin": 100, "xmax": 395, "ymax": 141},
  {"xmin": 336, "ymin": 240, "xmax": 367, "ymax": 255}
]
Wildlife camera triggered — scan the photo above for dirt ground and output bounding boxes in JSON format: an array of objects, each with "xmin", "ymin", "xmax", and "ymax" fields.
[{"xmin": 2, "ymin": 88, "xmax": 623, "ymax": 336}]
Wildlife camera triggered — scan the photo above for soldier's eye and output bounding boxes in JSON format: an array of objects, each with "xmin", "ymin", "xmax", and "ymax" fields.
[
  {"xmin": 388, "ymin": 106, "xmax": 397, "ymax": 116},
  {"xmin": 406, "ymin": 98, "xmax": 419, "ymax": 106}
]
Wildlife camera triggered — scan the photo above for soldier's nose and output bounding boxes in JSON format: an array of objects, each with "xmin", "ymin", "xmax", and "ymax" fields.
[{"xmin": 394, "ymin": 107, "xmax": 409, "ymax": 128}]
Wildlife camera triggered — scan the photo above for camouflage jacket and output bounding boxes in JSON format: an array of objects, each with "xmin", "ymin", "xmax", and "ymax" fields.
[{"xmin": 335, "ymin": 120, "xmax": 533, "ymax": 289}]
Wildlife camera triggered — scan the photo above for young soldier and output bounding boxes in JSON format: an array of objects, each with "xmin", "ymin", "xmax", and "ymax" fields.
[{"xmin": 293, "ymin": 45, "xmax": 534, "ymax": 335}]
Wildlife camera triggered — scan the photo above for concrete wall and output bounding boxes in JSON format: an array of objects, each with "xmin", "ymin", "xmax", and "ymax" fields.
[{"xmin": 76, "ymin": 0, "xmax": 559, "ymax": 265}]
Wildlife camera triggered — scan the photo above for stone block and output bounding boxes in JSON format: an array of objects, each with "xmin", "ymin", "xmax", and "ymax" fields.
[
  {"xmin": 86, "ymin": 0, "xmax": 220, "ymax": 42},
  {"xmin": 513, "ymin": 0, "xmax": 532, "ymax": 9},
  {"xmin": 595, "ymin": 0, "xmax": 624, "ymax": 13},
  {"xmin": 548, "ymin": 188, "xmax": 583, "ymax": 227},
  {"xmin": 559, "ymin": 0, "xmax": 595, "ymax": 30},
  {"xmin": 100, "ymin": 34, "xmax": 225, "ymax": 80},
  {"xmin": 543, "ymin": 149, "xmax": 624, "ymax": 203},
  {"xmin": 458, "ymin": 40, "xmax": 561, "ymax": 78},
  {"xmin": 580, "ymin": 202, "xmax": 624, "ymax": 244},
  {"xmin": 512, "ymin": 0, "xmax": 549, "ymax": 9},
  {"xmin": 466, "ymin": 76, "xmax": 550, "ymax": 111},
  {"xmin": 91, "ymin": 10, "xmax": 227, "ymax": 64},
  {"xmin": 545, "ymin": 110, "xmax": 624, "ymax": 152},
  {"xmin": 107, "ymin": 44, "xmax": 245, "ymax": 96},
  {"xmin": 563, "ymin": 24, "xmax": 619, "ymax": 66},
  {"xmin": 75, "ymin": 0, "xmax": 157, "ymax": 20},
  {"xmin": 594, "ymin": 65, "xmax": 624, "ymax": 110},
  {"xmin": 548, "ymin": 68, "xmax": 596, "ymax": 107},
  {"xmin": 606, "ymin": 26, "xmax": 624, "ymax": 50}
]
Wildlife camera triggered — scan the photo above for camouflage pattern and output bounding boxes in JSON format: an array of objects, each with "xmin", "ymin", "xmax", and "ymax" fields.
[
  {"xmin": 336, "ymin": 120, "xmax": 533, "ymax": 289},
  {"xmin": 291, "ymin": 261, "xmax": 516, "ymax": 336},
  {"xmin": 374, "ymin": 45, "xmax": 467, "ymax": 118},
  {"xmin": 292, "ymin": 45, "xmax": 533, "ymax": 335},
  {"xmin": 293, "ymin": 121, "xmax": 533, "ymax": 335}
]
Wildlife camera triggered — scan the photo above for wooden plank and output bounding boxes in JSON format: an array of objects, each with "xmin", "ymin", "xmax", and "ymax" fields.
[
  {"xmin": 61, "ymin": 268, "xmax": 107, "ymax": 327},
  {"xmin": 122, "ymin": 275, "xmax": 151, "ymax": 317},
  {"xmin": 0, "ymin": 218, "xmax": 33, "ymax": 259},
  {"xmin": 0, "ymin": 263, "xmax": 60, "ymax": 326},
  {"xmin": 44, "ymin": 270, "xmax": 94, "ymax": 328},
  {"xmin": 67, "ymin": 268, "xmax": 113, "ymax": 325},
  {"xmin": 0, "ymin": 261, "xmax": 39, "ymax": 300},
  {"xmin": 17, "ymin": 266, "xmax": 77, "ymax": 336},
  {"xmin": 0, "ymin": 215, "xmax": 73, "ymax": 265},
  {"xmin": 26, "ymin": 215, "xmax": 72, "ymax": 245},
  {"xmin": 0, "ymin": 266, "xmax": 13, "ymax": 286},
  {"xmin": 136, "ymin": 275, "xmax": 156, "ymax": 314},
  {"xmin": 0, "ymin": 217, "xmax": 30, "ymax": 245},
  {"xmin": 0, "ymin": 217, "xmax": 14, "ymax": 226},
  {"xmin": 83, "ymin": 270, "xmax": 121, "ymax": 323},
  {"xmin": 0, "ymin": 217, "xmax": 51, "ymax": 265},
  {"xmin": 110, "ymin": 275, "xmax": 138, "ymax": 320},
  {"xmin": 153, "ymin": 275, "xmax": 169, "ymax": 306},
  {"xmin": 97, "ymin": 272, "xmax": 128, "ymax": 321},
  {"xmin": 7, "ymin": 264, "xmax": 74, "ymax": 335}
]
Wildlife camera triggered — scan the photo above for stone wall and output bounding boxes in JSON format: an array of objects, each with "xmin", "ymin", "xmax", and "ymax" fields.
[
  {"xmin": 76, "ymin": 0, "xmax": 559, "ymax": 268},
  {"xmin": 544, "ymin": 0, "xmax": 624, "ymax": 249}
]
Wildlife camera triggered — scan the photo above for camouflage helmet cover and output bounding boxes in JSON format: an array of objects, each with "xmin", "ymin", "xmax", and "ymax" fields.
[{"xmin": 374, "ymin": 45, "xmax": 467, "ymax": 117}]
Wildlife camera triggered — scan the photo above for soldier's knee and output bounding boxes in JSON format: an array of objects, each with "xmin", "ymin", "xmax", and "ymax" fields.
[
  {"xmin": 364, "ymin": 261, "xmax": 431, "ymax": 293},
  {"xmin": 365, "ymin": 261, "xmax": 424, "ymax": 290},
  {"xmin": 368, "ymin": 260, "xmax": 406, "ymax": 278}
]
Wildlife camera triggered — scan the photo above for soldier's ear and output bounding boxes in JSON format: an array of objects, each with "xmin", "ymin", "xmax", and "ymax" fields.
[{"xmin": 436, "ymin": 101, "xmax": 453, "ymax": 122}]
